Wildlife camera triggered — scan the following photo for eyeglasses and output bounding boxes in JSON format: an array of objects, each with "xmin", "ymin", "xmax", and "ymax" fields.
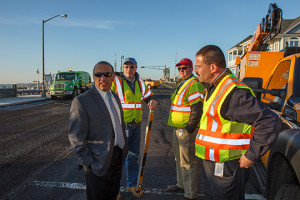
[
  {"xmin": 94, "ymin": 72, "xmax": 113, "ymax": 77},
  {"xmin": 177, "ymin": 66, "xmax": 191, "ymax": 71},
  {"xmin": 124, "ymin": 65, "xmax": 135, "ymax": 69}
]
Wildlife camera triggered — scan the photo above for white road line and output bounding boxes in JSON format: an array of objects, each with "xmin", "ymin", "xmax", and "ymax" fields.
[
  {"xmin": 32, "ymin": 181, "xmax": 85, "ymax": 190},
  {"xmin": 31, "ymin": 180, "xmax": 265, "ymax": 199}
]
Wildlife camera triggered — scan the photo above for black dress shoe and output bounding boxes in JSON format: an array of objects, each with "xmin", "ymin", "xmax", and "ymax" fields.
[{"xmin": 167, "ymin": 184, "xmax": 184, "ymax": 192}]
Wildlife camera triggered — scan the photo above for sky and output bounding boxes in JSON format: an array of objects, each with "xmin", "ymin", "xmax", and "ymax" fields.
[{"xmin": 0, "ymin": 0, "xmax": 300, "ymax": 84}]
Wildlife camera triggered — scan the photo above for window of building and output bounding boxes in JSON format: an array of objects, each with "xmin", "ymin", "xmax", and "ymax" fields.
[
  {"xmin": 229, "ymin": 52, "xmax": 233, "ymax": 61},
  {"xmin": 290, "ymin": 37, "xmax": 299, "ymax": 47},
  {"xmin": 274, "ymin": 42, "xmax": 279, "ymax": 51}
]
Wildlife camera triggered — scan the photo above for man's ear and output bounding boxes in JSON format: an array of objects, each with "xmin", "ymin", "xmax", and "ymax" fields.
[{"xmin": 210, "ymin": 63, "xmax": 217, "ymax": 73}]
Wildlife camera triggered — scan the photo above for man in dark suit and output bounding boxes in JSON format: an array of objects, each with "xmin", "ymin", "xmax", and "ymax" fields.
[{"xmin": 69, "ymin": 61, "xmax": 128, "ymax": 200}]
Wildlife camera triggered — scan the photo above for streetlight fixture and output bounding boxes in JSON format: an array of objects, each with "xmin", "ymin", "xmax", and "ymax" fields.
[{"xmin": 41, "ymin": 14, "xmax": 67, "ymax": 97}]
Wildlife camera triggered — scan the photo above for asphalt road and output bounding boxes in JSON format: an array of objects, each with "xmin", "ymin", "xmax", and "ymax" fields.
[{"xmin": 0, "ymin": 83, "xmax": 264, "ymax": 200}]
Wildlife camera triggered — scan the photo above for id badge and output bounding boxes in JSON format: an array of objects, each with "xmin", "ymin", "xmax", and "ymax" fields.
[
  {"xmin": 125, "ymin": 129, "xmax": 129, "ymax": 138},
  {"xmin": 179, "ymin": 129, "xmax": 183, "ymax": 136},
  {"xmin": 214, "ymin": 162, "xmax": 224, "ymax": 177}
]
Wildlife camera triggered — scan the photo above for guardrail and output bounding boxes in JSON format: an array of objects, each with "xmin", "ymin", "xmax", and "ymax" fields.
[
  {"xmin": 0, "ymin": 84, "xmax": 43, "ymax": 98},
  {"xmin": 17, "ymin": 90, "xmax": 42, "ymax": 95},
  {"xmin": 0, "ymin": 88, "xmax": 17, "ymax": 98}
]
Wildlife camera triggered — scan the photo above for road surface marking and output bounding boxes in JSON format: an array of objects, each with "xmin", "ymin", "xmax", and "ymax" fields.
[{"xmin": 31, "ymin": 180, "xmax": 265, "ymax": 199}]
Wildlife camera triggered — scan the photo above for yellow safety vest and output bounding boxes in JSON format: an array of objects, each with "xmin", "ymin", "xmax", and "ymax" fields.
[
  {"xmin": 168, "ymin": 75, "xmax": 204, "ymax": 128},
  {"xmin": 111, "ymin": 76, "xmax": 153, "ymax": 123},
  {"xmin": 195, "ymin": 74, "xmax": 255, "ymax": 162}
]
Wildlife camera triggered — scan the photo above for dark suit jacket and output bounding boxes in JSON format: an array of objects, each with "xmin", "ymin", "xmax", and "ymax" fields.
[{"xmin": 69, "ymin": 86, "xmax": 128, "ymax": 177}]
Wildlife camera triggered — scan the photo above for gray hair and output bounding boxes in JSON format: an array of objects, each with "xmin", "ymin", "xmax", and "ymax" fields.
[{"xmin": 93, "ymin": 61, "xmax": 114, "ymax": 74}]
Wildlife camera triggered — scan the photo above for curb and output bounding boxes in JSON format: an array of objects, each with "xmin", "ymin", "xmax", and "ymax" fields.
[{"xmin": 0, "ymin": 98, "xmax": 51, "ymax": 108}]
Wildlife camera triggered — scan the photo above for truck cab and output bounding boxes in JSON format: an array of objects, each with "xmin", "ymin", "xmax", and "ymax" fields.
[
  {"xmin": 241, "ymin": 49, "xmax": 300, "ymax": 200},
  {"xmin": 261, "ymin": 51, "xmax": 300, "ymax": 123},
  {"xmin": 236, "ymin": 3, "xmax": 300, "ymax": 199},
  {"xmin": 49, "ymin": 70, "xmax": 91, "ymax": 100}
]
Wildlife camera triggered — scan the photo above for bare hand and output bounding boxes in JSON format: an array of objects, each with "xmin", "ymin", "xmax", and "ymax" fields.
[
  {"xmin": 239, "ymin": 155, "xmax": 254, "ymax": 168},
  {"xmin": 148, "ymin": 99, "xmax": 157, "ymax": 111}
]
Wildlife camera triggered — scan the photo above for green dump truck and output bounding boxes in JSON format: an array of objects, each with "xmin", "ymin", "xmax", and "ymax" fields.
[{"xmin": 49, "ymin": 70, "xmax": 92, "ymax": 99}]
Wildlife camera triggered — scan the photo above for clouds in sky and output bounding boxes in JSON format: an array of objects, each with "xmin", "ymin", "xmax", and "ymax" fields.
[
  {"xmin": 0, "ymin": 18, "xmax": 134, "ymax": 30},
  {"xmin": 54, "ymin": 19, "xmax": 134, "ymax": 30}
]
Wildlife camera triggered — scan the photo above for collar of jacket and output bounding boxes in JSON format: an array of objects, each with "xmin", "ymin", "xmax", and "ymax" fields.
[
  {"xmin": 115, "ymin": 72, "xmax": 140, "ymax": 81},
  {"xmin": 211, "ymin": 68, "xmax": 232, "ymax": 88}
]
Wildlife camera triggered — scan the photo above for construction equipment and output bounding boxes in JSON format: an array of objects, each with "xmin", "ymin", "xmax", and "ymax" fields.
[
  {"xmin": 144, "ymin": 79, "xmax": 160, "ymax": 89},
  {"xmin": 136, "ymin": 110, "xmax": 155, "ymax": 193},
  {"xmin": 236, "ymin": 3, "xmax": 300, "ymax": 200},
  {"xmin": 141, "ymin": 65, "xmax": 170, "ymax": 81}
]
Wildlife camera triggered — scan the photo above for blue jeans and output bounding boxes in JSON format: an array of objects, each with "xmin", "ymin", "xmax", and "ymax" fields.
[{"xmin": 126, "ymin": 125, "xmax": 141, "ymax": 187}]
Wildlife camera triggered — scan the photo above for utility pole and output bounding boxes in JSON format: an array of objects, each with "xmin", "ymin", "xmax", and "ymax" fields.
[
  {"xmin": 174, "ymin": 50, "xmax": 177, "ymax": 81},
  {"xmin": 120, "ymin": 55, "xmax": 124, "ymax": 72},
  {"xmin": 114, "ymin": 53, "xmax": 117, "ymax": 72},
  {"xmin": 36, "ymin": 68, "xmax": 40, "ymax": 89}
]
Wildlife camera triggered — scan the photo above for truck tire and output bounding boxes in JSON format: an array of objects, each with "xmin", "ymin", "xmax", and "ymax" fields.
[
  {"xmin": 51, "ymin": 95, "xmax": 57, "ymax": 100},
  {"xmin": 275, "ymin": 184, "xmax": 300, "ymax": 200}
]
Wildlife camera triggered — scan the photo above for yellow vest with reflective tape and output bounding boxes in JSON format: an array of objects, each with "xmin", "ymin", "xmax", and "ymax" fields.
[
  {"xmin": 111, "ymin": 76, "xmax": 153, "ymax": 123},
  {"xmin": 195, "ymin": 74, "xmax": 255, "ymax": 162},
  {"xmin": 168, "ymin": 75, "xmax": 204, "ymax": 128}
]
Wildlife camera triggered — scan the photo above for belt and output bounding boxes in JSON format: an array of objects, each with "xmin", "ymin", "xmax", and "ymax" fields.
[
  {"xmin": 125, "ymin": 121, "xmax": 141, "ymax": 127},
  {"xmin": 114, "ymin": 146, "xmax": 123, "ymax": 151}
]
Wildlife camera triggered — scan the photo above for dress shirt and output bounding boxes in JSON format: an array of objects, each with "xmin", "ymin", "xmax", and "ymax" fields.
[{"xmin": 95, "ymin": 87, "xmax": 122, "ymax": 147}]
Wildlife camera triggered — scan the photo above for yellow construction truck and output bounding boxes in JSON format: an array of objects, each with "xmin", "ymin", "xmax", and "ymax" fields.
[
  {"xmin": 144, "ymin": 78, "xmax": 160, "ymax": 88},
  {"xmin": 236, "ymin": 3, "xmax": 300, "ymax": 200}
]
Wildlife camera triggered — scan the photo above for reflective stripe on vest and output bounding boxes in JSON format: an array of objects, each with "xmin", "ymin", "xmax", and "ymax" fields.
[
  {"xmin": 114, "ymin": 77, "xmax": 148, "ymax": 109},
  {"xmin": 175, "ymin": 79, "xmax": 198, "ymax": 107},
  {"xmin": 121, "ymin": 102, "xmax": 142, "ymax": 110},
  {"xmin": 170, "ymin": 104, "xmax": 191, "ymax": 113},
  {"xmin": 206, "ymin": 76, "xmax": 252, "ymax": 132},
  {"xmin": 137, "ymin": 78, "xmax": 153, "ymax": 101},
  {"xmin": 188, "ymin": 92, "xmax": 204, "ymax": 103},
  {"xmin": 114, "ymin": 76, "xmax": 125, "ymax": 103},
  {"xmin": 113, "ymin": 76, "xmax": 153, "ymax": 123},
  {"xmin": 168, "ymin": 76, "xmax": 204, "ymax": 128},
  {"xmin": 195, "ymin": 74, "xmax": 254, "ymax": 162}
]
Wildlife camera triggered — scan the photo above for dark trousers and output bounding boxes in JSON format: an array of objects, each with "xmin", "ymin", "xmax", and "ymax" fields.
[
  {"xmin": 203, "ymin": 159, "xmax": 249, "ymax": 200},
  {"xmin": 84, "ymin": 147, "xmax": 123, "ymax": 200}
]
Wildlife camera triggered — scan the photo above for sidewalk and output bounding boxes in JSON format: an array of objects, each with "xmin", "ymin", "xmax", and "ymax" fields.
[{"xmin": 0, "ymin": 94, "xmax": 50, "ymax": 108}]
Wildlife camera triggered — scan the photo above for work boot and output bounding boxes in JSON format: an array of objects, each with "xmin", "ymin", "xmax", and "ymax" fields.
[
  {"xmin": 116, "ymin": 191, "xmax": 121, "ymax": 200},
  {"xmin": 127, "ymin": 187, "xmax": 143, "ymax": 197},
  {"xmin": 167, "ymin": 184, "xmax": 184, "ymax": 192}
]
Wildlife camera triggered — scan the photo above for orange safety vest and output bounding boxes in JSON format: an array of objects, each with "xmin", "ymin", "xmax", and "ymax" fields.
[
  {"xmin": 112, "ymin": 76, "xmax": 153, "ymax": 123},
  {"xmin": 168, "ymin": 75, "xmax": 204, "ymax": 128},
  {"xmin": 195, "ymin": 74, "xmax": 255, "ymax": 162}
]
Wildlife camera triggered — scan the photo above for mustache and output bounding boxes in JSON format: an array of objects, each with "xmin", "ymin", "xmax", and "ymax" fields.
[{"xmin": 99, "ymin": 80, "xmax": 108, "ymax": 84}]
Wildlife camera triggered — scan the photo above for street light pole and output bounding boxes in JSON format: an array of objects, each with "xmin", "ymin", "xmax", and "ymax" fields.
[{"xmin": 41, "ymin": 14, "xmax": 67, "ymax": 97}]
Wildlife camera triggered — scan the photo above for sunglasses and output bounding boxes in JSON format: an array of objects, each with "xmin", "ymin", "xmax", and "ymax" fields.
[
  {"xmin": 177, "ymin": 66, "xmax": 191, "ymax": 71},
  {"xmin": 124, "ymin": 65, "xmax": 135, "ymax": 69},
  {"xmin": 94, "ymin": 72, "xmax": 113, "ymax": 77}
]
